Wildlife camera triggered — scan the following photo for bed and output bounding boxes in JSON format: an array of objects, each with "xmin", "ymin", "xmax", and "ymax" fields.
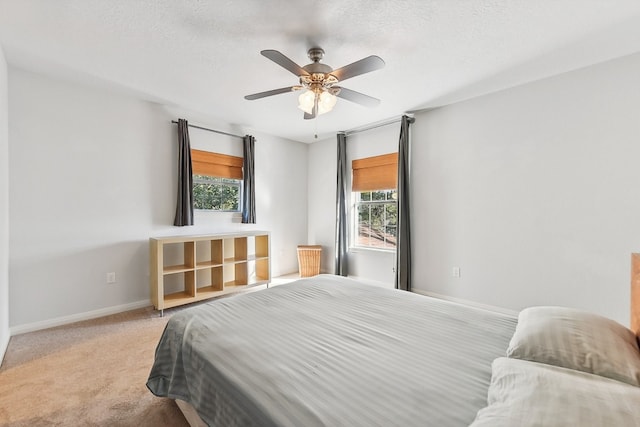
[{"xmin": 147, "ymin": 274, "xmax": 640, "ymax": 426}]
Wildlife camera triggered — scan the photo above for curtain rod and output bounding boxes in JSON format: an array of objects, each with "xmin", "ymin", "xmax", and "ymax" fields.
[
  {"xmin": 342, "ymin": 115, "xmax": 415, "ymax": 137},
  {"xmin": 171, "ymin": 120, "xmax": 244, "ymax": 140}
]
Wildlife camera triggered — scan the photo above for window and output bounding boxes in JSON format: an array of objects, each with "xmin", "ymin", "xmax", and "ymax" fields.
[
  {"xmin": 352, "ymin": 152, "xmax": 398, "ymax": 250},
  {"xmin": 191, "ymin": 149, "xmax": 243, "ymax": 212},
  {"xmin": 193, "ymin": 175, "xmax": 241, "ymax": 211},
  {"xmin": 355, "ymin": 189, "xmax": 397, "ymax": 249}
]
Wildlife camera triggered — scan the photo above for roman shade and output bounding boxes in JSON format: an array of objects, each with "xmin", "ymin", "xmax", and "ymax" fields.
[
  {"xmin": 352, "ymin": 153, "xmax": 398, "ymax": 192},
  {"xmin": 191, "ymin": 149, "xmax": 243, "ymax": 179}
]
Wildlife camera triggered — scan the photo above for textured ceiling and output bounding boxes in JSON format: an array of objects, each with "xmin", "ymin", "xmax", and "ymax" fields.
[{"xmin": 1, "ymin": 0, "xmax": 640, "ymax": 143}]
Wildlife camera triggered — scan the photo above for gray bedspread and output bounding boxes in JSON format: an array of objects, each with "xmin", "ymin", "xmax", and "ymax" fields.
[{"xmin": 147, "ymin": 275, "xmax": 517, "ymax": 427}]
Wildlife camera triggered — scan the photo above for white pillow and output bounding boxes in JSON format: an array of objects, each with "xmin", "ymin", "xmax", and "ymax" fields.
[
  {"xmin": 506, "ymin": 306, "xmax": 640, "ymax": 386},
  {"xmin": 470, "ymin": 357, "xmax": 640, "ymax": 427}
]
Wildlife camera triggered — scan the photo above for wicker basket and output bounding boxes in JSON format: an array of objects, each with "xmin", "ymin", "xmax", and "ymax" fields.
[{"xmin": 297, "ymin": 245, "xmax": 322, "ymax": 278}]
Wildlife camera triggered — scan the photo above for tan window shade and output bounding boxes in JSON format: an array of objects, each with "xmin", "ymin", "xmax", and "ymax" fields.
[
  {"xmin": 191, "ymin": 149, "xmax": 243, "ymax": 180},
  {"xmin": 352, "ymin": 152, "xmax": 398, "ymax": 192}
]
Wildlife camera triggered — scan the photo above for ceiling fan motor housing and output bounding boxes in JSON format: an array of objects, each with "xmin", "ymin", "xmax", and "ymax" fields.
[
  {"xmin": 302, "ymin": 47, "xmax": 336, "ymax": 86},
  {"xmin": 302, "ymin": 63, "xmax": 333, "ymax": 74},
  {"xmin": 300, "ymin": 48, "xmax": 338, "ymax": 93}
]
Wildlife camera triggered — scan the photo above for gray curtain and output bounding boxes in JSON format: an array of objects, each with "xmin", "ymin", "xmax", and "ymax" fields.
[
  {"xmin": 335, "ymin": 132, "xmax": 349, "ymax": 276},
  {"xmin": 173, "ymin": 118, "xmax": 194, "ymax": 226},
  {"xmin": 242, "ymin": 135, "xmax": 256, "ymax": 224},
  {"xmin": 395, "ymin": 115, "xmax": 414, "ymax": 291}
]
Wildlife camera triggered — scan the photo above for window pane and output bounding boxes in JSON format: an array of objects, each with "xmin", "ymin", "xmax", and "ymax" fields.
[
  {"xmin": 371, "ymin": 190, "xmax": 385, "ymax": 201},
  {"xmin": 357, "ymin": 204, "xmax": 371, "ymax": 247},
  {"xmin": 384, "ymin": 203, "xmax": 397, "ymax": 248},
  {"xmin": 386, "ymin": 202, "xmax": 397, "ymax": 226},
  {"xmin": 193, "ymin": 175, "xmax": 240, "ymax": 211},
  {"xmin": 195, "ymin": 175, "xmax": 216, "ymax": 183},
  {"xmin": 360, "ymin": 191, "xmax": 371, "ymax": 201},
  {"xmin": 370, "ymin": 204, "xmax": 384, "ymax": 229}
]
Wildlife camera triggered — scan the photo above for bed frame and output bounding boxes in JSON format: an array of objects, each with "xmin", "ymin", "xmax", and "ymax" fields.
[{"xmin": 175, "ymin": 400, "xmax": 207, "ymax": 427}]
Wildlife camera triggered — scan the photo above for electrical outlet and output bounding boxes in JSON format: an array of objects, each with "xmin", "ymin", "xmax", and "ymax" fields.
[
  {"xmin": 452, "ymin": 267, "xmax": 461, "ymax": 278},
  {"xmin": 106, "ymin": 272, "xmax": 116, "ymax": 284}
]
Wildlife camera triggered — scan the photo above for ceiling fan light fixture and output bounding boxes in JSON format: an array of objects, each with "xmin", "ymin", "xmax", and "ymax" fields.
[
  {"xmin": 317, "ymin": 91, "xmax": 337, "ymax": 115},
  {"xmin": 297, "ymin": 90, "xmax": 315, "ymax": 114}
]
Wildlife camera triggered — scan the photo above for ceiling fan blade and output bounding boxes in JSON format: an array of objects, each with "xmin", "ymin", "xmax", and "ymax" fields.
[
  {"xmin": 261, "ymin": 50, "xmax": 310, "ymax": 77},
  {"xmin": 244, "ymin": 86, "xmax": 297, "ymax": 100},
  {"xmin": 335, "ymin": 87, "xmax": 381, "ymax": 107},
  {"xmin": 331, "ymin": 55, "xmax": 385, "ymax": 82}
]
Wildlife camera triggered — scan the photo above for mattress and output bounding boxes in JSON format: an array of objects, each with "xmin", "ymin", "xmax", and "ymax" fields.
[{"xmin": 147, "ymin": 275, "xmax": 517, "ymax": 427}]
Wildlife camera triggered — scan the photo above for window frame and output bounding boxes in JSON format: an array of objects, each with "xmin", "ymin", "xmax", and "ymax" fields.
[
  {"xmin": 351, "ymin": 188, "xmax": 398, "ymax": 252},
  {"xmin": 190, "ymin": 149, "xmax": 244, "ymax": 213},
  {"xmin": 192, "ymin": 175, "xmax": 242, "ymax": 212}
]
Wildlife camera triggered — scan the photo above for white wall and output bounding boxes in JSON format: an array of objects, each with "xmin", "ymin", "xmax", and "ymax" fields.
[
  {"xmin": 0, "ymin": 45, "xmax": 10, "ymax": 360},
  {"xmin": 8, "ymin": 67, "xmax": 308, "ymax": 329},
  {"xmin": 413, "ymin": 51, "xmax": 640, "ymax": 325},
  {"xmin": 307, "ymin": 136, "xmax": 336, "ymax": 273}
]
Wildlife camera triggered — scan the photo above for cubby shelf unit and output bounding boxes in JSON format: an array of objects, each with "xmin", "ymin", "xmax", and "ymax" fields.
[{"xmin": 150, "ymin": 231, "xmax": 270, "ymax": 313}]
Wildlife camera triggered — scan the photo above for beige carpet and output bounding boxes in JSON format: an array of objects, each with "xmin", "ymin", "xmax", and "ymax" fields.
[{"xmin": 0, "ymin": 307, "xmax": 190, "ymax": 427}]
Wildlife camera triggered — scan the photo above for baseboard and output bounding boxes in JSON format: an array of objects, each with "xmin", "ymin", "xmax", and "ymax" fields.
[
  {"xmin": 10, "ymin": 300, "xmax": 151, "ymax": 336},
  {"xmin": 413, "ymin": 289, "xmax": 519, "ymax": 317},
  {"xmin": 0, "ymin": 328, "xmax": 9, "ymax": 367}
]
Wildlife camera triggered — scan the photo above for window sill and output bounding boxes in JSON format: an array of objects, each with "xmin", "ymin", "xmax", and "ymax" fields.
[
  {"xmin": 350, "ymin": 247, "xmax": 396, "ymax": 255},
  {"xmin": 194, "ymin": 209, "xmax": 241, "ymax": 213}
]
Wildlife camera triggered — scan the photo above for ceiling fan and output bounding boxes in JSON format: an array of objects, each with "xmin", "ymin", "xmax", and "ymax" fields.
[{"xmin": 244, "ymin": 47, "xmax": 385, "ymax": 120}]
